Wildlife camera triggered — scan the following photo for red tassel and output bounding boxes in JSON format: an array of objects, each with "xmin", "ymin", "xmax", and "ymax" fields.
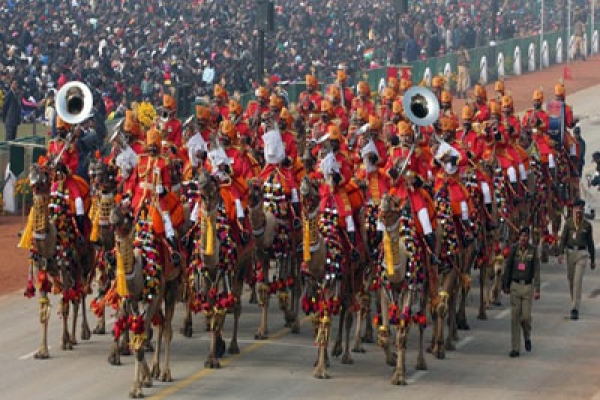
[
  {"xmin": 285, "ymin": 276, "xmax": 294, "ymax": 288},
  {"xmin": 302, "ymin": 295, "xmax": 311, "ymax": 314},
  {"xmin": 24, "ymin": 278, "xmax": 36, "ymax": 299}
]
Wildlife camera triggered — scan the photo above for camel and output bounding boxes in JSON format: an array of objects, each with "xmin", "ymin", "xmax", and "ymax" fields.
[
  {"xmin": 22, "ymin": 164, "xmax": 91, "ymax": 359},
  {"xmin": 87, "ymin": 159, "xmax": 118, "ymax": 335},
  {"xmin": 189, "ymin": 169, "xmax": 253, "ymax": 368},
  {"xmin": 248, "ymin": 177, "xmax": 302, "ymax": 339},
  {"xmin": 377, "ymin": 193, "xmax": 428, "ymax": 385},
  {"xmin": 299, "ymin": 176, "xmax": 367, "ymax": 378},
  {"xmin": 427, "ymin": 183, "xmax": 460, "ymax": 360},
  {"xmin": 108, "ymin": 204, "xmax": 182, "ymax": 398}
]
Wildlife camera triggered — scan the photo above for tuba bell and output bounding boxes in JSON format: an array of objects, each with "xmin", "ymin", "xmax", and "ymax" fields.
[
  {"xmin": 402, "ymin": 86, "xmax": 440, "ymax": 127},
  {"xmin": 56, "ymin": 81, "xmax": 94, "ymax": 125}
]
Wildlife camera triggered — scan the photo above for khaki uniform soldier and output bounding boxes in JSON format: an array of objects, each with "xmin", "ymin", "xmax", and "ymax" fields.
[
  {"xmin": 573, "ymin": 20, "xmax": 586, "ymax": 61},
  {"xmin": 503, "ymin": 227, "xmax": 541, "ymax": 358},
  {"xmin": 456, "ymin": 45, "xmax": 470, "ymax": 99},
  {"xmin": 558, "ymin": 199, "xmax": 596, "ymax": 320}
]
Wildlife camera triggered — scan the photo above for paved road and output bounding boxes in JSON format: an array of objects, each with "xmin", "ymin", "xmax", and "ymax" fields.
[{"xmin": 2, "ymin": 85, "xmax": 600, "ymax": 400}]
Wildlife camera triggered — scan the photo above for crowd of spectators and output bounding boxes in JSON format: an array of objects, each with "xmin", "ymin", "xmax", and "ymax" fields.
[{"xmin": 0, "ymin": 0, "xmax": 595, "ymax": 127}]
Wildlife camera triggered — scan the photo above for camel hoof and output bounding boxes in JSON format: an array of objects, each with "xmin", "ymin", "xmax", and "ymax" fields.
[
  {"xmin": 456, "ymin": 321, "xmax": 470, "ymax": 331},
  {"xmin": 69, "ymin": 338, "xmax": 78, "ymax": 346},
  {"xmin": 81, "ymin": 325, "xmax": 92, "ymax": 341},
  {"xmin": 228, "ymin": 342, "xmax": 240, "ymax": 354},
  {"xmin": 445, "ymin": 341, "xmax": 456, "ymax": 351},
  {"xmin": 291, "ymin": 321, "xmax": 300, "ymax": 334},
  {"xmin": 204, "ymin": 359, "xmax": 221, "ymax": 369},
  {"xmin": 415, "ymin": 358, "xmax": 428, "ymax": 371},
  {"xmin": 255, "ymin": 332, "xmax": 267, "ymax": 340},
  {"xmin": 435, "ymin": 349, "xmax": 446, "ymax": 359},
  {"xmin": 142, "ymin": 376, "xmax": 153, "ymax": 388},
  {"xmin": 361, "ymin": 333, "xmax": 374, "ymax": 344},
  {"xmin": 492, "ymin": 299, "xmax": 502, "ymax": 307},
  {"xmin": 351, "ymin": 346, "xmax": 366, "ymax": 353},
  {"xmin": 129, "ymin": 387, "xmax": 144, "ymax": 398},
  {"xmin": 341, "ymin": 353, "xmax": 354, "ymax": 364},
  {"xmin": 387, "ymin": 356, "xmax": 397, "ymax": 367},
  {"xmin": 151, "ymin": 365, "xmax": 160, "ymax": 379},
  {"xmin": 391, "ymin": 372, "xmax": 407, "ymax": 386},
  {"xmin": 93, "ymin": 326, "xmax": 106, "ymax": 335},
  {"xmin": 477, "ymin": 312, "xmax": 488, "ymax": 320},
  {"xmin": 216, "ymin": 337, "xmax": 226, "ymax": 359},
  {"xmin": 108, "ymin": 353, "xmax": 121, "ymax": 366},
  {"xmin": 426, "ymin": 345, "xmax": 433, "ymax": 354},
  {"xmin": 160, "ymin": 370, "xmax": 172, "ymax": 382},
  {"xmin": 331, "ymin": 343, "xmax": 343, "ymax": 358},
  {"xmin": 120, "ymin": 345, "xmax": 132, "ymax": 356},
  {"xmin": 180, "ymin": 322, "xmax": 193, "ymax": 338},
  {"xmin": 34, "ymin": 350, "xmax": 50, "ymax": 359},
  {"xmin": 313, "ymin": 369, "xmax": 330, "ymax": 379}
]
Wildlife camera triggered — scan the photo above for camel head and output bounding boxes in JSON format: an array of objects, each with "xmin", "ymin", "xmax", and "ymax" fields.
[
  {"xmin": 89, "ymin": 159, "xmax": 118, "ymax": 193},
  {"xmin": 197, "ymin": 168, "xmax": 219, "ymax": 210},
  {"xmin": 379, "ymin": 193, "xmax": 402, "ymax": 227},
  {"xmin": 110, "ymin": 205, "xmax": 134, "ymax": 235},
  {"xmin": 247, "ymin": 177, "xmax": 264, "ymax": 209},
  {"xmin": 28, "ymin": 164, "xmax": 50, "ymax": 195},
  {"xmin": 300, "ymin": 176, "xmax": 319, "ymax": 216}
]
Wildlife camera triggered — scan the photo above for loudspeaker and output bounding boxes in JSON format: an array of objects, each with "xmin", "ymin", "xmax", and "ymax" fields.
[
  {"xmin": 393, "ymin": 0, "xmax": 409, "ymax": 14},
  {"xmin": 257, "ymin": 0, "xmax": 275, "ymax": 31},
  {"xmin": 175, "ymin": 83, "xmax": 192, "ymax": 119}
]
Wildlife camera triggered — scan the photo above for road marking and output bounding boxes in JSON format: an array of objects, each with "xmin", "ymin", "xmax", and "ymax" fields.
[
  {"xmin": 406, "ymin": 370, "xmax": 428, "ymax": 384},
  {"xmin": 149, "ymin": 316, "xmax": 310, "ymax": 400},
  {"xmin": 495, "ymin": 308, "xmax": 511, "ymax": 320},
  {"xmin": 195, "ymin": 337, "xmax": 314, "ymax": 349},
  {"xmin": 455, "ymin": 336, "xmax": 474, "ymax": 350},
  {"xmin": 19, "ymin": 346, "xmax": 51, "ymax": 360}
]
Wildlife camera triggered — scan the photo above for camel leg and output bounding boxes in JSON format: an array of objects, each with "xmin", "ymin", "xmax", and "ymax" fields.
[
  {"xmin": 478, "ymin": 263, "xmax": 489, "ymax": 320},
  {"xmin": 341, "ymin": 304, "xmax": 354, "ymax": 364},
  {"xmin": 94, "ymin": 307, "xmax": 106, "ymax": 335},
  {"xmin": 180, "ymin": 303, "xmax": 193, "ymax": 338},
  {"xmin": 391, "ymin": 324, "xmax": 409, "ymax": 385},
  {"xmin": 416, "ymin": 321, "xmax": 427, "ymax": 370},
  {"xmin": 80, "ymin": 294, "xmax": 92, "ymax": 340},
  {"xmin": 229, "ymin": 276, "xmax": 243, "ymax": 354},
  {"xmin": 205, "ymin": 313, "xmax": 224, "ymax": 369},
  {"xmin": 160, "ymin": 299, "xmax": 175, "ymax": 382},
  {"xmin": 491, "ymin": 256, "xmax": 504, "ymax": 306},
  {"xmin": 255, "ymin": 282, "xmax": 269, "ymax": 340},
  {"xmin": 151, "ymin": 309, "xmax": 164, "ymax": 379},
  {"xmin": 378, "ymin": 291, "xmax": 396, "ymax": 366},
  {"xmin": 331, "ymin": 302, "xmax": 345, "ymax": 358},
  {"xmin": 352, "ymin": 294, "xmax": 366, "ymax": 353},
  {"xmin": 456, "ymin": 247, "xmax": 472, "ymax": 331},
  {"xmin": 61, "ymin": 299, "xmax": 73, "ymax": 350},
  {"xmin": 130, "ymin": 351, "xmax": 143, "ymax": 398},
  {"xmin": 362, "ymin": 291, "xmax": 374, "ymax": 343},
  {"xmin": 34, "ymin": 295, "xmax": 51, "ymax": 359},
  {"xmin": 313, "ymin": 315, "xmax": 331, "ymax": 379},
  {"xmin": 288, "ymin": 258, "xmax": 301, "ymax": 334},
  {"xmin": 70, "ymin": 299, "xmax": 79, "ymax": 346}
]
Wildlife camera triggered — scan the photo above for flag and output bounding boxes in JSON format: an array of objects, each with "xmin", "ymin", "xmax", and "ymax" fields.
[{"xmin": 363, "ymin": 48, "xmax": 374, "ymax": 61}]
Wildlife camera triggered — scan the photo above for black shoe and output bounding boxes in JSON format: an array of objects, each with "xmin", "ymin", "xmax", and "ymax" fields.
[
  {"xmin": 570, "ymin": 309, "xmax": 579, "ymax": 320},
  {"xmin": 509, "ymin": 350, "xmax": 520, "ymax": 358},
  {"xmin": 525, "ymin": 339, "xmax": 531, "ymax": 352}
]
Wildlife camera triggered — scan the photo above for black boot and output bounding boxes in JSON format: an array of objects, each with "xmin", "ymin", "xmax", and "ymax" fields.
[
  {"xmin": 485, "ymin": 204, "xmax": 496, "ymax": 230},
  {"xmin": 167, "ymin": 237, "xmax": 182, "ymax": 267},
  {"xmin": 425, "ymin": 232, "xmax": 439, "ymax": 264},
  {"xmin": 238, "ymin": 217, "xmax": 250, "ymax": 245},
  {"xmin": 76, "ymin": 215, "xmax": 86, "ymax": 246},
  {"xmin": 348, "ymin": 232, "xmax": 360, "ymax": 262},
  {"xmin": 292, "ymin": 203, "xmax": 302, "ymax": 230}
]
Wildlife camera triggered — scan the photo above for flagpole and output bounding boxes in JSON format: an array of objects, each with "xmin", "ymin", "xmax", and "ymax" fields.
[{"xmin": 567, "ymin": 0, "xmax": 571, "ymax": 64}]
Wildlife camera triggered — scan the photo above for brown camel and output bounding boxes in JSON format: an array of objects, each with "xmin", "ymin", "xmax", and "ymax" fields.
[
  {"xmin": 190, "ymin": 169, "xmax": 253, "ymax": 368},
  {"xmin": 23, "ymin": 164, "xmax": 90, "ymax": 358},
  {"xmin": 377, "ymin": 193, "xmax": 428, "ymax": 385},
  {"xmin": 248, "ymin": 177, "xmax": 302, "ymax": 339}
]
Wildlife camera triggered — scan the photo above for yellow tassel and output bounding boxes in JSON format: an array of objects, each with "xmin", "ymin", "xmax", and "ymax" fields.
[
  {"xmin": 303, "ymin": 219, "xmax": 311, "ymax": 262},
  {"xmin": 90, "ymin": 203, "xmax": 100, "ymax": 243},
  {"xmin": 384, "ymin": 230, "xmax": 395, "ymax": 276},
  {"xmin": 18, "ymin": 208, "xmax": 35, "ymax": 249},
  {"xmin": 204, "ymin": 216, "xmax": 214, "ymax": 256},
  {"xmin": 116, "ymin": 250, "xmax": 128, "ymax": 297}
]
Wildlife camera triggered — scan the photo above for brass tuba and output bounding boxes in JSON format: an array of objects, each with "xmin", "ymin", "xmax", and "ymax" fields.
[{"xmin": 55, "ymin": 81, "xmax": 94, "ymax": 125}]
